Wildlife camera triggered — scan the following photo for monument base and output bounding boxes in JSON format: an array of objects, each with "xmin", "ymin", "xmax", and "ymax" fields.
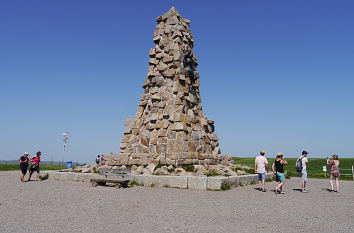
[{"xmin": 103, "ymin": 153, "xmax": 234, "ymax": 166}]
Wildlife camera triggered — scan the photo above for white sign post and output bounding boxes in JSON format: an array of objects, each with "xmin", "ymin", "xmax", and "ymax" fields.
[
  {"xmin": 62, "ymin": 132, "xmax": 69, "ymax": 169},
  {"xmin": 323, "ymin": 166, "xmax": 327, "ymax": 178}
]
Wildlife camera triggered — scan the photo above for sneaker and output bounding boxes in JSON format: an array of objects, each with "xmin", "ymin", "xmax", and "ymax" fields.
[{"xmin": 302, "ymin": 189, "xmax": 308, "ymax": 193}]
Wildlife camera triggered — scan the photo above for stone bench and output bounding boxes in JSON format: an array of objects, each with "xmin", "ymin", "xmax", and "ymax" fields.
[{"xmin": 90, "ymin": 168, "xmax": 131, "ymax": 188}]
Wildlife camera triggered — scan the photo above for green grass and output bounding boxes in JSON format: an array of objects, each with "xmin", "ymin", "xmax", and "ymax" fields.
[
  {"xmin": 221, "ymin": 181, "xmax": 231, "ymax": 190},
  {"xmin": 205, "ymin": 169, "xmax": 220, "ymax": 177},
  {"xmin": 0, "ymin": 164, "xmax": 70, "ymax": 171},
  {"xmin": 233, "ymin": 157, "xmax": 354, "ymax": 180}
]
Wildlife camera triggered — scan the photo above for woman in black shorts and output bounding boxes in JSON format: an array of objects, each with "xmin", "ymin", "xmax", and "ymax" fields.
[
  {"xmin": 19, "ymin": 152, "xmax": 29, "ymax": 182},
  {"xmin": 28, "ymin": 151, "xmax": 41, "ymax": 181}
]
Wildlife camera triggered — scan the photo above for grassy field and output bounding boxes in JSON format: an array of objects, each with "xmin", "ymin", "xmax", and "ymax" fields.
[
  {"xmin": 0, "ymin": 164, "xmax": 66, "ymax": 171},
  {"xmin": 234, "ymin": 157, "xmax": 354, "ymax": 180}
]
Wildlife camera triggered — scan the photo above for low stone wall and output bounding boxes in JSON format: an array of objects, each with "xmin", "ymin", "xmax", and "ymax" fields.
[
  {"xmin": 42, "ymin": 171, "xmax": 274, "ymax": 191},
  {"xmin": 44, "ymin": 171, "xmax": 101, "ymax": 182}
]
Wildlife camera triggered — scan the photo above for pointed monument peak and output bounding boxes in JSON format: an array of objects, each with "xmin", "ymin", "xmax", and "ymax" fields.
[
  {"xmin": 168, "ymin": 6, "xmax": 179, "ymax": 15},
  {"xmin": 157, "ymin": 7, "xmax": 190, "ymax": 25}
]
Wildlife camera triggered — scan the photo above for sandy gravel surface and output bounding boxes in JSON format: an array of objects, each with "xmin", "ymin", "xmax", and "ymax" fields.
[{"xmin": 0, "ymin": 171, "xmax": 353, "ymax": 233}]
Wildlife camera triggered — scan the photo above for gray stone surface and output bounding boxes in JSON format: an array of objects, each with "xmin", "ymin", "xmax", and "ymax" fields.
[
  {"xmin": 187, "ymin": 176, "xmax": 207, "ymax": 190},
  {"xmin": 206, "ymin": 176, "xmax": 227, "ymax": 190}
]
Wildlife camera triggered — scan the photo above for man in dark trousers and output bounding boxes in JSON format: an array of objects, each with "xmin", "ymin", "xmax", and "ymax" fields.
[{"xmin": 19, "ymin": 152, "xmax": 29, "ymax": 182}]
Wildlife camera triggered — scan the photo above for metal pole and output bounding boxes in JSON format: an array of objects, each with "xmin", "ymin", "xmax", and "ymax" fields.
[
  {"xmin": 61, "ymin": 132, "xmax": 69, "ymax": 169},
  {"xmin": 352, "ymin": 165, "xmax": 354, "ymax": 181},
  {"xmin": 62, "ymin": 147, "xmax": 65, "ymax": 169}
]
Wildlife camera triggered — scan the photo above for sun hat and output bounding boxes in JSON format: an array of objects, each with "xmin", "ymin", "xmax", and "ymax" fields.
[
  {"xmin": 260, "ymin": 150, "xmax": 266, "ymax": 155},
  {"xmin": 277, "ymin": 152, "xmax": 283, "ymax": 156},
  {"xmin": 24, "ymin": 152, "xmax": 29, "ymax": 155}
]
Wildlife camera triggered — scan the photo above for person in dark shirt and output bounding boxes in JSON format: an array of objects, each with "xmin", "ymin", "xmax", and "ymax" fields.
[
  {"xmin": 272, "ymin": 153, "xmax": 288, "ymax": 194},
  {"xmin": 19, "ymin": 152, "xmax": 29, "ymax": 182}
]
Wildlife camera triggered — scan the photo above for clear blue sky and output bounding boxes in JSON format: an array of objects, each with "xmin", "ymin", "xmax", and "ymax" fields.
[{"xmin": 1, "ymin": 0, "xmax": 353, "ymax": 163}]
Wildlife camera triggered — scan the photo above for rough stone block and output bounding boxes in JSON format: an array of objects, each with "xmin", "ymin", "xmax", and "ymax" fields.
[
  {"xmin": 188, "ymin": 176, "xmax": 207, "ymax": 190},
  {"xmin": 169, "ymin": 176, "xmax": 188, "ymax": 189},
  {"xmin": 207, "ymin": 177, "xmax": 228, "ymax": 190}
]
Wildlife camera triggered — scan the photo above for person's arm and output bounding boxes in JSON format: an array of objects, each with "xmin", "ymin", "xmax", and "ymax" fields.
[
  {"xmin": 280, "ymin": 159, "xmax": 288, "ymax": 165},
  {"xmin": 254, "ymin": 160, "xmax": 257, "ymax": 173},
  {"xmin": 272, "ymin": 162, "xmax": 275, "ymax": 173},
  {"xmin": 19, "ymin": 158, "xmax": 23, "ymax": 164}
]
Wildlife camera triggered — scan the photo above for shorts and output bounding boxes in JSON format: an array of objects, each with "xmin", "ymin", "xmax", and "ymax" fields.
[
  {"xmin": 301, "ymin": 170, "xmax": 307, "ymax": 181},
  {"xmin": 258, "ymin": 173, "xmax": 266, "ymax": 181},
  {"xmin": 276, "ymin": 172, "xmax": 285, "ymax": 182},
  {"xmin": 20, "ymin": 166, "xmax": 28, "ymax": 175},
  {"xmin": 30, "ymin": 164, "xmax": 40, "ymax": 173}
]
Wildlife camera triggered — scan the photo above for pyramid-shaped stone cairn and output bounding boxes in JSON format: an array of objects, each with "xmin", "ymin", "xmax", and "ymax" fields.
[{"xmin": 104, "ymin": 7, "xmax": 233, "ymax": 167}]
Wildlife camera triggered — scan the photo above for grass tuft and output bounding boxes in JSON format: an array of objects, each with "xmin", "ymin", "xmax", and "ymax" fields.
[
  {"xmin": 182, "ymin": 165, "xmax": 195, "ymax": 172},
  {"xmin": 205, "ymin": 170, "xmax": 220, "ymax": 177},
  {"xmin": 221, "ymin": 181, "xmax": 231, "ymax": 191}
]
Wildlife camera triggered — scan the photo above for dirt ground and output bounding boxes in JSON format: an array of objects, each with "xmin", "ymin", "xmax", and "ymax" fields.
[{"xmin": 0, "ymin": 171, "xmax": 353, "ymax": 233}]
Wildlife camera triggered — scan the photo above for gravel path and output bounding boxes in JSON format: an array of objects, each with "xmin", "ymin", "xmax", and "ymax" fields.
[{"xmin": 0, "ymin": 171, "xmax": 353, "ymax": 233}]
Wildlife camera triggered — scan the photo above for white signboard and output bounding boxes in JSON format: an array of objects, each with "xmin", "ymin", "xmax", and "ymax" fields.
[{"xmin": 323, "ymin": 166, "xmax": 327, "ymax": 172}]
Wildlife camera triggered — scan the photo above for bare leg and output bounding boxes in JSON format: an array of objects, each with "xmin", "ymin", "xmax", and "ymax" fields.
[
  {"xmin": 335, "ymin": 177, "xmax": 339, "ymax": 192},
  {"xmin": 329, "ymin": 174, "xmax": 334, "ymax": 190},
  {"xmin": 258, "ymin": 180, "xmax": 262, "ymax": 190},
  {"xmin": 276, "ymin": 181, "xmax": 284, "ymax": 191},
  {"xmin": 28, "ymin": 171, "xmax": 33, "ymax": 181},
  {"xmin": 302, "ymin": 180, "xmax": 307, "ymax": 191},
  {"xmin": 37, "ymin": 172, "xmax": 40, "ymax": 180},
  {"xmin": 21, "ymin": 173, "xmax": 25, "ymax": 182},
  {"xmin": 262, "ymin": 179, "xmax": 266, "ymax": 191}
]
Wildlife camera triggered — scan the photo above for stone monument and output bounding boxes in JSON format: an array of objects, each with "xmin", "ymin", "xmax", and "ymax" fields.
[{"xmin": 104, "ymin": 7, "xmax": 233, "ymax": 167}]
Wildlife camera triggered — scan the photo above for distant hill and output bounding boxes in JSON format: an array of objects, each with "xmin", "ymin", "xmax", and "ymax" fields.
[{"xmin": 0, "ymin": 160, "xmax": 85, "ymax": 166}]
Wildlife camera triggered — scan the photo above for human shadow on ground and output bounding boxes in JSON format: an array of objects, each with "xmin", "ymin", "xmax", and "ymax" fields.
[
  {"xmin": 321, "ymin": 188, "xmax": 333, "ymax": 192},
  {"xmin": 292, "ymin": 188, "xmax": 303, "ymax": 192}
]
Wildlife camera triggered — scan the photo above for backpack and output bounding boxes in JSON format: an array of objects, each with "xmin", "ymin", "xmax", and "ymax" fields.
[{"xmin": 296, "ymin": 157, "xmax": 303, "ymax": 172}]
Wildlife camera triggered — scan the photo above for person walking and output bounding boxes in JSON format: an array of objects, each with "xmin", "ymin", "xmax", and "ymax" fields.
[
  {"xmin": 100, "ymin": 154, "xmax": 104, "ymax": 164},
  {"xmin": 28, "ymin": 151, "xmax": 41, "ymax": 181},
  {"xmin": 254, "ymin": 150, "xmax": 268, "ymax": 192},
  {"xmin": 327, "ymin": 154, "xmax": 340, "ymax": 192},
  {"xmin": 95, "ymin": 155, "xmax": 100, "ymax": 164},
  {"xmin": 19, "ymin": 152, "xmax": 29, "ymax": 182},
  {"xmin": 272, "ymin": 152, "xmax": 288, "ymax": 194},
  {"xmin": 296, "ymin": 151, "xmax": 309, "ymax": 193}
]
